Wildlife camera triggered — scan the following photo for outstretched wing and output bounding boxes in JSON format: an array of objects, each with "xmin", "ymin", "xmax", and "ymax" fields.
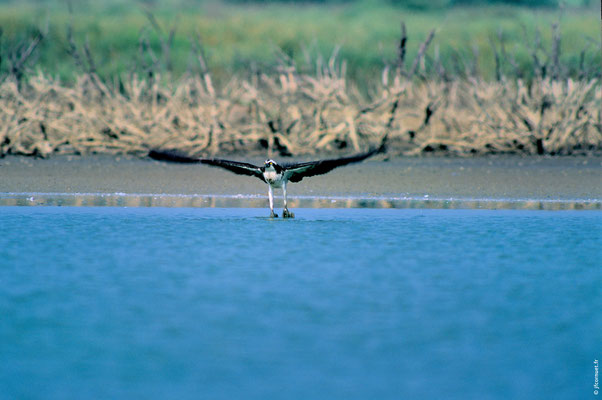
[
  {"xmin": 200, "ymin": 159, "xmax": 265, "ymax": 182},
  {"xmin": 283, "ymin": 148, "xmax": 378, "ymax": 183},
  {"xmin": 283, "ymin": 134, "xmax": 388, "ymax": 183},
  {"xmin": 149, "ymin": 149, "xmax": 266, "ymax": 182},
  {"xmin": 149, "ymin": 149, "xmax": 202, "ymax": 163},
  {"xmin": 283, "ymin": 133, "xmax": 388, "ymax": 183}
]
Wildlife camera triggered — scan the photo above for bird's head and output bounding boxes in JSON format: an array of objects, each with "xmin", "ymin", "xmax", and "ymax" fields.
[{"xmin": 264, "ymin": 159, "xmax": 278, "ymax": 170}]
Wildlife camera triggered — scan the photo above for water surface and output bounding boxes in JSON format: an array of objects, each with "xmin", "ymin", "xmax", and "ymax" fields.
[{"xmin": 1, "ymin": 207, "xmax": 600, "ymax": 399}]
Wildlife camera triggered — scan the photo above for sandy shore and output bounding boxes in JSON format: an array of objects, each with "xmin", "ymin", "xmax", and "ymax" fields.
[{"xmin": 1, "ymin": 155, "xmax": 601, "ymax": 209}]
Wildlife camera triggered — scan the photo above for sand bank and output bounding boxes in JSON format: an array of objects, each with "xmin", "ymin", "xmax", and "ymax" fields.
[{"xmin": 1, "ymin": 155, "xmax": 600, "ymax": 209}]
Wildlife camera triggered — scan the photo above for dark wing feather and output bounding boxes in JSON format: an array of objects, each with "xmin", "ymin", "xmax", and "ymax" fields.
[
  {"xmin": 149, "ymin": 149, "xmax": 201, "ymax": 163},
  {"xmin": 284, "ymin": 133, "xmax": 388, "ymax": 183},
  {"xmin": 149, "ymin": 149, "xmax": 265, "ymax": 182},
  {"xmin": 200, "ymin": 159, "xmax": 266, "ymax": 182},
  {"xmin": 283, "ymin": 148, "xmax": 379, "ymax": 183}
]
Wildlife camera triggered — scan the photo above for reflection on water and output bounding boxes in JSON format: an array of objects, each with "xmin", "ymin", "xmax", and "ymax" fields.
[{"xmin": 0, "ymin": 192, "xmax": 600, "ymax": 210}]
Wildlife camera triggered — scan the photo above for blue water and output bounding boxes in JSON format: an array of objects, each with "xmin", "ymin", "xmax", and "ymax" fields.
[{"xmin": 0, "ymin": 207, "xmax": 600, "ymax": 399}]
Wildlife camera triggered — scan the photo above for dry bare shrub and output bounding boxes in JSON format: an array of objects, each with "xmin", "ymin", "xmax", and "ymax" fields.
[
  {"xmin": 0, "ymin": 19, "xmax": 600, "ymax": 158},
  {"xmin": 0, "ymin": 69, "xmax": 600, "ymax": 158}
]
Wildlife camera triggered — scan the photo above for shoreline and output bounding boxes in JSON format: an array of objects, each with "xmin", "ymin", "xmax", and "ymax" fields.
[
  {"xmin": 1, "ymin": 155, "xmax": 601, "ymax": 209},
  {"xmin": 1, "ymin": 192, "xmax": 600, "ymax": 210}
]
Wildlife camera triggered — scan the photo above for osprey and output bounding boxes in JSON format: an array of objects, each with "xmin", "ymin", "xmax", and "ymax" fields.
[{"xmin": 149, "ymin": 136, "xmax": 387, "ymax": 218}]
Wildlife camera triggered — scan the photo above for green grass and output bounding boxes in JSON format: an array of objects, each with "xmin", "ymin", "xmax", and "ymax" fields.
[{"xmin": 0, "ymin": 0, "xmax": 599, "ymax": 83}]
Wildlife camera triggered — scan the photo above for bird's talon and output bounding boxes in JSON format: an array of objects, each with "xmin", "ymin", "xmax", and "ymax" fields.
[
  {"xmin": 270, "ymin": 212, "xmax": 278, "ymax": 218},
  {"xmin": 283, "ymin": 209, "xmax": 295, "ymax": 218}
]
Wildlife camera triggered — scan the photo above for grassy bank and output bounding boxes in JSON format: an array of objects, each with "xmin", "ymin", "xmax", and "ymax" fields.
[{"xmin": 0, "ymin": 1, "xmax": 599, "ymax": 82}]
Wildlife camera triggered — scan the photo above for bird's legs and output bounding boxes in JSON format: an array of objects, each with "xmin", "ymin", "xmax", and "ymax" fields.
[
  {"xmin": 268, "ymin": 185, "xmax": 278, "ymax": 218},
  {"xmin": 282, "ymin": 182, "xmax": 294, "ymax": 218}
]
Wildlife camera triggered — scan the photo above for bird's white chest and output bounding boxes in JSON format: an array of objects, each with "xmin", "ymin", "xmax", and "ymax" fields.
[{"xmin": 264, "ymin": 169, "xmax": 284, "ymax": 188}]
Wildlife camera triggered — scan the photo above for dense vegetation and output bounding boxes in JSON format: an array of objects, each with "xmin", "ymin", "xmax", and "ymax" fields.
[
  {"xmin": 0, "ymin": 0, "xmax": 598, "ymax": 83},
  {"xmin": 0, "ymin": 0, "xmax": 599, "ymax": 158}
]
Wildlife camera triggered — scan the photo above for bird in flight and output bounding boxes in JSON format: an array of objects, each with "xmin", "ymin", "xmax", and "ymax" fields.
[{"xmin": 149, "ymin": 135, "xmax": 387, "ymax": 218}]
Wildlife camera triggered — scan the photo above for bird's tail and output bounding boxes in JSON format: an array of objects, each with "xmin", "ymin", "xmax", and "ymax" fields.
[{"xmin": 148, "ymin": 149, "xmax": 201, "ymax": 164}]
